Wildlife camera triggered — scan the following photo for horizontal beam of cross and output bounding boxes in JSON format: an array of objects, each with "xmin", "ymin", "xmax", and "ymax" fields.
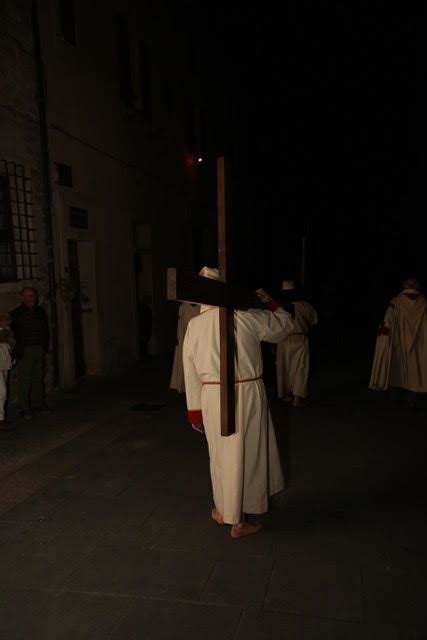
[{"xmin": 167, "ymin": 268, "xmax": 258, "ymax": 310}]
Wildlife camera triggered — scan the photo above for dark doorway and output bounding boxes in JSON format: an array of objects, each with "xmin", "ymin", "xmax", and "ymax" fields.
[
  {"xmin": 68, "ymin": 239, "xmax": 86, "ymax": 378},
  {"xmin": 133, "ymin": 222, "xmax": 153, "ymax": 360}
]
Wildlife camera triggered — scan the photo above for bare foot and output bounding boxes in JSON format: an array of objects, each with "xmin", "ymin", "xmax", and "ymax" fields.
[
  {"xmin": 211, "ymin": 507, "xmax": 224, "ymax": 525},
  {"xmin": 292, "ymin": 396, "xmax": 302, "ymax": 407},
  {"xmin": 282, "ymin": 394, "xmax": 292, "ymax": 404},
  {"xmin": 230, "ymin": 521, "xmax": 263, "ymax": 538}
]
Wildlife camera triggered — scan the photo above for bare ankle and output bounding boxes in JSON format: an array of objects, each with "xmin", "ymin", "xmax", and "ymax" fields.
[{"xmin": 211, "ymin": 507, "xmax": 224, "ymax": 525}]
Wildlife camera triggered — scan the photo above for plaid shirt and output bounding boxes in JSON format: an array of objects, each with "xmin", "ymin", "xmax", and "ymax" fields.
[{"xmin": 18, "ymin": 306, "xmax": 47, "ymax": 346}]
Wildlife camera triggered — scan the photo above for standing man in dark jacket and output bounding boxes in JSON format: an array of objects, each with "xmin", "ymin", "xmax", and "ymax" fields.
[{"xmin": 10, "ymin": 287, "xmax": 51, "ymax": 419}]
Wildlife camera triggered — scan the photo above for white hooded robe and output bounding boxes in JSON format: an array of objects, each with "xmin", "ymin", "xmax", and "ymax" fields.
[
  {"xmin": 276, "ymin": 300, "xmax": 318, "ymax": 399},
  {"xmin": 183, "ymin": 302, "xmax": 293, "ymax": 524},
  {"xmin": 369, "ymin": 288, "xmax": 427, "ymax": 393}
]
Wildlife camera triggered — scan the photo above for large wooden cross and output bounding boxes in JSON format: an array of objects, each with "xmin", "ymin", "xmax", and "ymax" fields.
[{"xmin": 167, "ymin": 157, "xmax": 255, "ymax": 436}]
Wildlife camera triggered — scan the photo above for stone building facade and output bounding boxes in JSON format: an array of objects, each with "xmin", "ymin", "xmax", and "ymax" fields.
[{"xmin": 1, "ymin": 0, "xmax": 222, "ymax": 391}]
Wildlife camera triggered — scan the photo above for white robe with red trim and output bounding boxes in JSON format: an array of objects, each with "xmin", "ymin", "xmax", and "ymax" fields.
[
  {"xmin": 183, "ymin": 302, "xmax": 293, "ymax": 524},
  {"xmin": 276, "ymin": 300, "xmax": 318, "ymax": 398},
  {"xmin": 369, "ymin": 288, "xmax": 427, "ymax": 393},
  {"xmin": 170, "ymin": 302, "xmax": 200, "ymax": 392}
]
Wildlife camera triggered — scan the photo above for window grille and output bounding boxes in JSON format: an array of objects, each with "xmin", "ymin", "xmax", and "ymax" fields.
[
  {"xmin": 0, "ymin": 161, "xmax": 39, "ymax": 283},
  {"xmin": 57, "ymin": 0, "xmax": 76, "ymax": 46}
]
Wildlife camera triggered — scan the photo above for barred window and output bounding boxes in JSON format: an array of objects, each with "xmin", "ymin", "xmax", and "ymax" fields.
[
  {"xmin": 0, "ymin": 161, "xmax": 39, "ymax": 283},
  {"xmin": 57, "ymin": 0, "xmax": 76, "ymax": 46}
]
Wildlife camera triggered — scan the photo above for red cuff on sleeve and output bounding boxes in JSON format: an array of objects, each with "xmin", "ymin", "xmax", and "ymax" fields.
[
  {"xmin": 266, "ymin": 299, "xmax": 280, "ymax": 312},
  {"xmin": 188, "ymin": 409, "xmax": 203, "ymax": 424},
  {"xmin": 377, "ymin": 321, "xmax": 390, "ymax": 337}
]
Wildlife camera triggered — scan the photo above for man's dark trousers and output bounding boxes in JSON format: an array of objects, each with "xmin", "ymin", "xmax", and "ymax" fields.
[{"xmin": 18, "ymin": 345, "xmax": 45, "ymax": 411}]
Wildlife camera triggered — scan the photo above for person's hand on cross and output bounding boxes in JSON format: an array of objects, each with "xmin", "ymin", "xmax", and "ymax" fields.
[{"xmin": 255, "ymin": 288, "xmax": 273, "ymax": 305}]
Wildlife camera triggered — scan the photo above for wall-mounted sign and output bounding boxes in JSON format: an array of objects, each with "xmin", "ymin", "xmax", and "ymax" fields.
[{"xmin": 70, "ymin": 207, "xmax": 88, "ymax": 229}]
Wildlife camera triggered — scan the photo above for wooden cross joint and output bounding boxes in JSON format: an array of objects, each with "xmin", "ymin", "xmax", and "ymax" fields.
[{"xmin": 167, "ymin": 157, "xmax": 252, "ymax": 436}]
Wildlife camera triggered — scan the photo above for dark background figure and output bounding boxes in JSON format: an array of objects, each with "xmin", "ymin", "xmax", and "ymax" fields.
[
  {"xmin": 139, "ymin": 295, "xmax": 153, "ymax": 360},
  {"xmin": 10, "ymin": 287, "xmax": 51, "ymax": 419},
  {"xmin": 261, "ymin": 341, "xmax": 276, "ymax": 393}
]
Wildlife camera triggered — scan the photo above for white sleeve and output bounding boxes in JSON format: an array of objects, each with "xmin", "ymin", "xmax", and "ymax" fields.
[
  {"xmin": 182, "ymin": 322, "xmax": 203, "ymax": 423},
  {"xmin": 247, "ymin": 306, "xmax": 294, "ymax": 344}
]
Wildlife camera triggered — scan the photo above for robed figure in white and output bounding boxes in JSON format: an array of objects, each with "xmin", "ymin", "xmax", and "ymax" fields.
[
  {"xmin": 276, "ymin": 281, "xmax": 318, "ymax": 406},
  {"xmin": 170, "ymin": 302, "xmax": 200, "ymax": 392},
  {"xmin": 183, "ymin": 267, "xmax": 294, "ymax": 538},
  {"xmin": 369, "ymin": 278, "xmax": 427, "ymax": 396}
]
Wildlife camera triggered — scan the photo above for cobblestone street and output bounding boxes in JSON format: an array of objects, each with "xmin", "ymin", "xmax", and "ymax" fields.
[{"xmin": 0, "ymin": 357, "xmax": 425, "ymax": 639}]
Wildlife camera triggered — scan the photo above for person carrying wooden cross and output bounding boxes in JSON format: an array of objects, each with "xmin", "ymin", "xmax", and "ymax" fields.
[{"xmin": 182, "ymin": 266, "xmax": 294, "ymax": 538}]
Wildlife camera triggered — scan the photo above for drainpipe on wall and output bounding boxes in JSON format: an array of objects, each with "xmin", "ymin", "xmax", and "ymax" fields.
[{"xmin": 31, "ymin": 0, "xmax": 59, "ymax": 386}]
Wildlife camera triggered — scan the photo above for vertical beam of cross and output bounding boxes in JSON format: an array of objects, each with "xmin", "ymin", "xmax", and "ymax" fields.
[{"xmin": 217, "ymin": 157, "xmax": 235, "ymax": 436}]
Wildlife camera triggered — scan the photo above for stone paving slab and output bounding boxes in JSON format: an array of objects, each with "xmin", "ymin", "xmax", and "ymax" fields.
[
  {"xmin": 103, "ymin": 512, "xmax": 170, "ymax": 548},
  {"xmin": 265, "ymin": 557, "xmax": 364, "ymax": 621},
  {"xmin": 235, "ymin": 606, "xmax": 419, "ymax": 640},
  {"xmin": 0, "ymin": 589, "xmax": 54, "ymax": 640},
  {"xmin": 40, "ymin": 493, "xmax": 154, "ymax": 521},
  {"xmin": 386, "ymin": 512, "xmax": 427, "ymax": 572},
  {"xmin": 108, "ymin": 598, "xmax": 241, "ymax": 640},
  {"xmin": 0, "ymin": 409, "xmax": 126, "ymax": 480},
  {"xmin": 362, "ymin": 568, "xmax": 427, "ymax": 632},
  {"xmin": 199, "ymin": 555, "xmax": 274, "ymax": 607},
  {"xmin": 0, "ymin": 515, "xmax": 69, "ymax": 545},
  {"xmin": 20, "ymin": 591, "xmax": 130, "ymax": 640},
  {"xmin": 61, "ymin": 545, "xmax": 219, "ymax": 600},
  {"xmin": 266, "ymin": 510, "xmax": 388, "ymax": 569},
  {"xmin": 0, "ymin": 488, "xmax": 68, "ymax": 520},
  {"xmin": 0, "ymin": 538, "xmax": 92, "ymax": 590}
]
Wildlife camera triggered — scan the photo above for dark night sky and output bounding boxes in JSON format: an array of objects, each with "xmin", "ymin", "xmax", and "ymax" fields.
[{"xmin": 184, "ymin": 3, "xmax": 425, "ymax": 335}]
